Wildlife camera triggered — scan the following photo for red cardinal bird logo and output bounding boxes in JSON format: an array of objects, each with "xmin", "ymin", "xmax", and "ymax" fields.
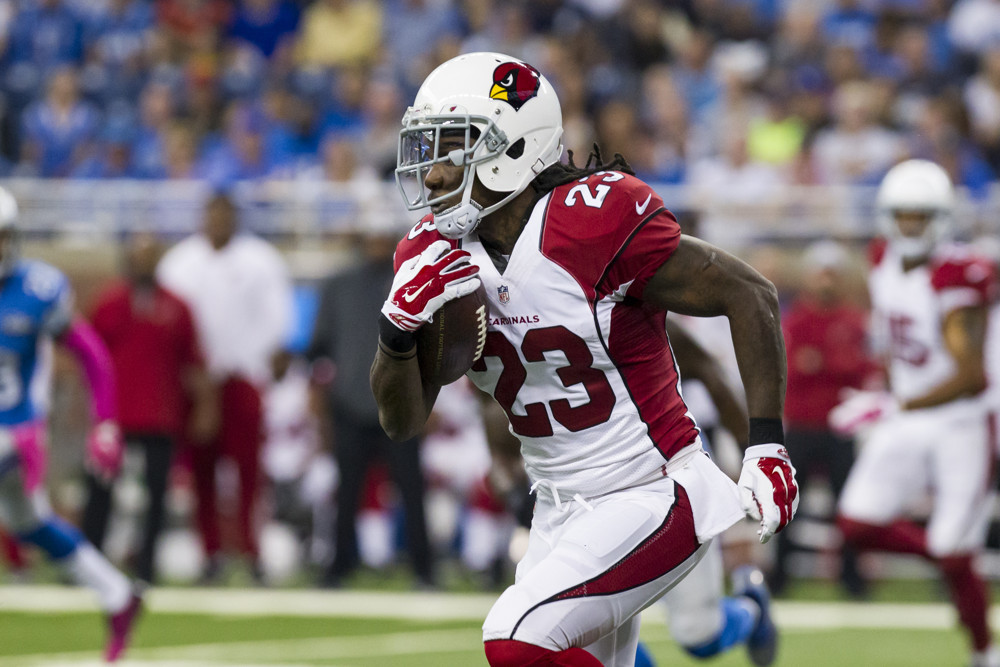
[{"xmin": 489, "ymin": 62, "xmax": 541, "ymax": 111}]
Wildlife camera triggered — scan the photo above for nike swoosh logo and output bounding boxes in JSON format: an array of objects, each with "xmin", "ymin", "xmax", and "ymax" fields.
[
  {"xmin": 635, "ymin": 193, "xmax": 652, "ymax": 215},
  {"xmin": 403, "ymin": 282, "xmax": 430, "ymax": 303}
]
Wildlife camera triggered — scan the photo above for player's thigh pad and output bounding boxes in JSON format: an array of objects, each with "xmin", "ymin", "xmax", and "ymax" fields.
[
  {"xmin": 0, "ymin": 460, "xmax": 51, "ymax": 533},
  {"xmin": 483, "ymin": 476, "xmax": 708, "ymax": 651},
  {"xmin": 586, "ymin": 615, "xmax": 642, "ymax": 667},
  {"xmin": 661, "ymin": 537, "xmax": 725, "ymax": 647},
  {"xmin": 839, "ymin": 414, "xmax": 932, "ymax": 523},
  {"xmin": 927, "ymin": 412, "xmax": 995, "ymax": 555}
]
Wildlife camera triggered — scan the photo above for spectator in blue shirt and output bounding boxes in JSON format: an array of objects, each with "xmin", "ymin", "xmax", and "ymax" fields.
[
  {"xmin": 71, "ymin": 115, "xmax": 136, "ymax": 179},
  {"xmin": 381, "ymin": 0, "xmax": 462, "ymax": 89},
  {"xmin": 4, "ymin": 0, "xmax": 84, "ymax": 102},
  {"xmin": 197, "ymin": 102, "xmax": 289, "ymax": 184},
  {"xmin": 228, "ymin": 0, "xmax": 300, "ymax": 60},
  {"xmin": 82, "ymin": 0, "xmax": 155, "ymax": 73},
  {"xmin": 670, "ymin": 28, "xmax": 723, "ymax": 122},
  {"xmin": 20, "ymin": 67, "xmax": 100, "ymax": 177},
  {"xmin": 6, "ymin": 0, "xmax": 83, "ymax": 68},
  {"xmin": 130, "ymin": 81, "xmax": 177, "ymax": 179},
  {"xmin": 821, "ymin": 0, "xmax": 877, "ymax": 53}
]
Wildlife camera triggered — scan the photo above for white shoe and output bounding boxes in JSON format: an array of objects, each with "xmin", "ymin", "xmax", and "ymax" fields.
[{"xmin": 971, "ymin": 646, "xmax": 1000, "ymax": 667}]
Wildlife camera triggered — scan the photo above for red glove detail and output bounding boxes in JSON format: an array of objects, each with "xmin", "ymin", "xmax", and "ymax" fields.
[
  {"xmin": 738, "ymin": 444, "xmax": 799, "ymax": 543},
  {"xmin": 381, "ymin": 240, "xmax": 481, "ymax": 332}
]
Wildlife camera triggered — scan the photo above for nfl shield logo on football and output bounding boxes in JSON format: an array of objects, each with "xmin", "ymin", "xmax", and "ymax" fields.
[{"xmin": 497, "ymin": 285, "xmax": 510, "ymax": 304}]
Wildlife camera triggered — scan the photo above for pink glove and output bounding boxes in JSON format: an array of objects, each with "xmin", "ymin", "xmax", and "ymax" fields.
[
  {"xmin": 738, "ymin": 444, "xmax": 799, "ymax": 544},
  {"xmin": 12, "ymin": 422, "xmax": 47, "ymax": 493},
  {"xmin": 86, "ymin": 420, "xmax": 124, "ymax": 484},
  {"xmin": 381, "ymin": 240, "xmax": 481, "ymax": 332}
]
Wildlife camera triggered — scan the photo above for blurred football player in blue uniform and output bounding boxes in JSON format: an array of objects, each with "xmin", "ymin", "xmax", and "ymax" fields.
[{"xmin": 0, "ymin": 186, "xmax": 142, "ymax": 662}]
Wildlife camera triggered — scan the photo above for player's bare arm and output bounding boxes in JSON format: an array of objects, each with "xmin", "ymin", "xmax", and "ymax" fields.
[
  {"xmin": 371, "ymin": 236, "xmax": 481, "ymax": 441},
  {"xmin": 647, "ymin": 235, "xmax": 795, "ymax": 542},
  {"xmin": 646, "ymin": 236, "xmax": 786, "ymax": 420},
  {"xmin": 902, "ymin": 305, "xmax": 988, "ymax": 411},
  {"xmin": 371, "ymin": 343, "xmax": 442, "ymax": 441}
]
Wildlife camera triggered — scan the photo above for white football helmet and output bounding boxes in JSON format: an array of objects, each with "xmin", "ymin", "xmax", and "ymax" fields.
[
  {"xmin": 876, "ymin": 159, "xmax": 955, "ymax": 260},
  {"xmin": 0, "ymin": 186, "xmax": 19, "ymax": 277},
  {"xmin": 395, "ymin": 52, "xmax": 564, "ymax": 239}
]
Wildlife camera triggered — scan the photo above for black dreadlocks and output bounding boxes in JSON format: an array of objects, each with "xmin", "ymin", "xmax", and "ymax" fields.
[{"xmin": 531, "ymin": 144, "xmax": 636, "ymax": 194}]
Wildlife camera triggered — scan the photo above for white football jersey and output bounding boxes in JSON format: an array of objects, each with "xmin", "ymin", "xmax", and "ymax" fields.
[
  {"xmin": 987, "ymin": 301, "xmax": 1000, "ymax": 411},
  {"xmin": 395, "ymin": 171, "xmax": 700, "ymax": 500},
  {"xmin": 868, "ymin": 240, "xmax": 996, "ymax": 406}
]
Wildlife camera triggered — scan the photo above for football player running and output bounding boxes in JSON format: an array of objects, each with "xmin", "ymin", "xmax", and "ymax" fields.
[
  {"xmin": 371, "ymin": 52, "xmax": 798, "ymax": 666},
  {"xmin": 0, "ymin": 187, "xmax": 142, "ymax": 662},
  {"xmin": 835, "ymin": 159, "xmax": 999, "ymax": 667}
]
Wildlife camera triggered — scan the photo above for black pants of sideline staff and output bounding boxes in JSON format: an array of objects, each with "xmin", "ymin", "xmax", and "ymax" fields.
[
  {"xmin": 771, "ymin": 427, "xmax": 866, "ymax": 598},
  {"xmin": 82, "ymin": 433, "xmax": 174, "ymax": 584},
  {"xmin": 323, "ymin": 405, "xmax": 434, "ymax": 588}
]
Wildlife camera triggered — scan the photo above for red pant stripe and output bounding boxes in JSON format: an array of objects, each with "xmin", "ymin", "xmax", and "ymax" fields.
[{"xmin": 509, "ymin": 484, "xmax": 699, "ymax": 639}]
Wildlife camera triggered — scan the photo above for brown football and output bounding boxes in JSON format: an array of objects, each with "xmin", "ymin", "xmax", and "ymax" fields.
[{"xmin": 417, "ymin": 284, "xmax": 489, "ymax": 385}]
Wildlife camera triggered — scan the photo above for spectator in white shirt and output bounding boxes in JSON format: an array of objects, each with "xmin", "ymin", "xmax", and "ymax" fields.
[
  {"xmin": 811, "ymin": 80, "xmax": 907, "ymax": 185},
  {"xmin": 157, "ymin": 192, "xmax": 293, "ymax": 583}
]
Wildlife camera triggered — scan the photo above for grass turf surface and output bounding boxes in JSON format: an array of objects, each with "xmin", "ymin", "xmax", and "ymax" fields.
[
  {"xmin": 0, "ymin": 583, "xmax": 978, "ymax": 666},
  {"xmin": 0, "ymin": 612, "xmax": 972, "ymax": 666}
]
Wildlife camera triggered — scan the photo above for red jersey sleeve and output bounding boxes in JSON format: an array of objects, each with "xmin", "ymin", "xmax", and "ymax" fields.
[
  {"xmin": 393, "ymin": 214, "xmax": 460, "ymax": 272},
  {"xmin": 541, "ymin": 172, "xmax": 680, "ymax": 303},
  {"xmin": 867, "ymin": 238, "xmax": 889, "ymax": 268},
  {"xmin": 930, "ymin": 250, "xmax": 997, "ymax": 313}
]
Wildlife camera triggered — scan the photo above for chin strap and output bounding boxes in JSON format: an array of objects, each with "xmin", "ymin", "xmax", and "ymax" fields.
[
  {"xmin": 434, "ymin": 186, "xmax": 527, "ymax": 240},
  {"xmin": 435, "ymin": 200, "xmax": 484, "ymax": 239}
]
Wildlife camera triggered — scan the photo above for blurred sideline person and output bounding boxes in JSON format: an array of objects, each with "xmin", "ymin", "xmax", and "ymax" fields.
[
  {"xmin": 307, "ymin": 221, "xmax": 435, "ymax": 589},
  {"xmin": 371, "ymin": 52, "xmax": 798, "ymax": 666},
  {"xmin": 773, "ymin": 240, "xmax": 873, "ymax": 598},
  {"xmin": 835, "ymin": 160, "xmax": 999, "ymax": 667},
  {"xmin": 81, "ymin": 232, "xmax": 218, "ymax": 584},
  {"xmin": 0, "ymin": 187, "xmax": 142, "ymax": 662},
  {"xmin": 158, "ymin": 192, "xmax": 293, "ymax": 583},
  {"xmin": 423, "ymin": 377, "xmax": 513, "ymax": 586},
  {"xmin": 261, "ymin": 347, "xmax": 336, "ymax": 570}
]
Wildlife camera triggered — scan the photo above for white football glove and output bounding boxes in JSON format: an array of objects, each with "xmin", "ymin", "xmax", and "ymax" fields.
[
  {"xmin": 738, "ymin": 443, "xmax": 799, "ymax": 544},
  {"xmin": 828, "ymin": 389, "xmax": 897, "ymax": 437},
  {"xmin": 381, "ymin": 240, "xmax": 481, "ymax": 332}
]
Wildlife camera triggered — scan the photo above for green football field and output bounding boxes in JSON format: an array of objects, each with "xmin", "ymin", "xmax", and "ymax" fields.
[{"xmin": 0, "ymin": 585, "xmax": 981, "ymax": 666}]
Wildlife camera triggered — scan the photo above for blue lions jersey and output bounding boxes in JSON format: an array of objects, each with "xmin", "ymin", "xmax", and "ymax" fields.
[{"xmin": 0, "ymin": 260, "xmax": 73, "ymax": 425}]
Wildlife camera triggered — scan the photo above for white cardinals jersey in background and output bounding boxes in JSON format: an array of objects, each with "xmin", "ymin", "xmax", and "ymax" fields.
[
  {"xmin": 394, "ymin": 171, "xmax": 700, "ymax": 500},
  {"xmin": 868, "ymin": 240, "xmax": 996, "ymax": 407}
]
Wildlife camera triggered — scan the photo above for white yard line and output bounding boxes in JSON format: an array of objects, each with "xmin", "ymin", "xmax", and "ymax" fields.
[
  {"xmin": 0, "ymin": 661, "xmax": 336, "ymax": 667},
  {"xmin": 0, "ymin": 628, "xmax": 483, "ymax": 666},
  {"xmin": 0, "ymin": 586, "xmax": 498, "ymax": 620},
  {"xmin": 0, "ymin": 586, "xmax": 964, "ymax": 629}
]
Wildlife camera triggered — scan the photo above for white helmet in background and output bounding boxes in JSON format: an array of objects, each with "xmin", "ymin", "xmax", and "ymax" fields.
[
  {"xmin": 0, "ymin": 186, "xmax": 19, "ymax": 277},
  {"xmin": 395, "ymin": 52, "xmax": 564, "ymax": 239},
  {"xmin": 876, "ymin": 159, "xmax": 955, "ymax": 260}
]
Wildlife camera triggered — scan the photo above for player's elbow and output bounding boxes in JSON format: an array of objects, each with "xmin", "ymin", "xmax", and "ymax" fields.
[
  {"xmin": 730, "ymin": 272, "xmax": 780, "ymax": 324},
  {"xmin": 378, "ymin": 412, "xmax": 420, "ymax": 442}
]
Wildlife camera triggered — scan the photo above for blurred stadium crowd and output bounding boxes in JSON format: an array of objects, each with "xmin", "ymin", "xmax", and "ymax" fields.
[
  {"xmin": 0, "ymin": 0, "xmax": 997, "ymax": 196},
  {"xmin": 1, "ymin": 0, "xmax": 1000, "ymax": 596}
]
